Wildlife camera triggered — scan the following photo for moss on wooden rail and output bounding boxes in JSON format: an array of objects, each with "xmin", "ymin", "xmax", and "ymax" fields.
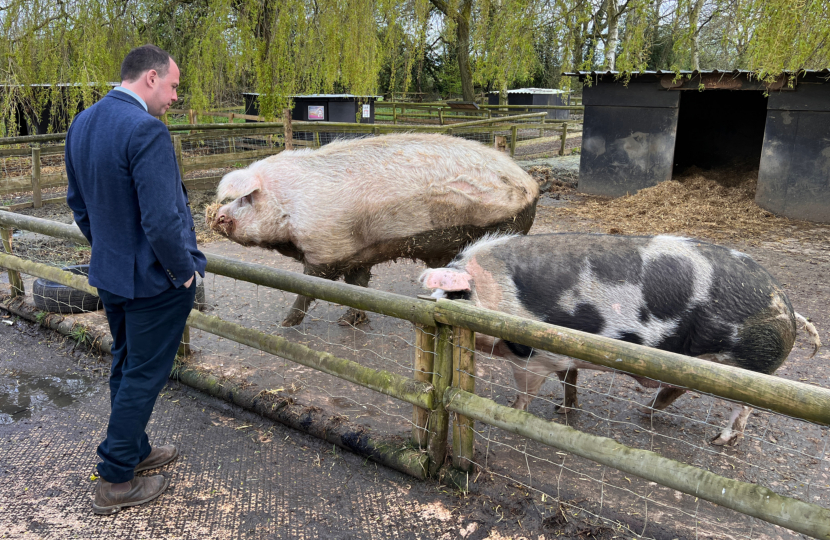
[
  {"xmin": 0, "ymin": 252, "xmax": 97, "ymax": 295},
  {"xmin": 186, "ymin": 310, "xmax": 433, "ymax": 409},
  {"xmin": 175, "ymin": 364, "xmax": 431, "ymax": 479},
  {"xmin": 0, "ymin": 212, "xmax": 89, "ymax": 244},
  {"xmin": 4, "ymin": 210, "xmax": 830, "ymax": 430},
  {"xmin": 0, "ymin": 247, "xmax": 434, "ymax": 411},
  {"xmin": 444, "ymin": 387, "xmax": 830, "ymax": 539},
  {"xmin": 434, "ymin": 299, "xmax": 830, "ymax": 426},
  {"xmin": 205, "ymin": 255, "xmax": 436, "ymax": 327}
]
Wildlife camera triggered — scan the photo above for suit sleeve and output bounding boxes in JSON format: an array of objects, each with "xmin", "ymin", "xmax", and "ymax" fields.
[
  {"xmin": 64, "ymin": 131, "xmax": 93, "ymax": 244},
  {"xmin": 129, "ymin": 120, "xmax": 195, "ymax": 288}
]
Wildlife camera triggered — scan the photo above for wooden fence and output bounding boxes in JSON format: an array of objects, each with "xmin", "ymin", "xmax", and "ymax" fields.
[
  {"xmin": 1, "ymin": 113, "xmax": 581, "ymax": 207},
  {"xmin": 1, "ymin": 210, "xmax": 829, "ymax": 539}
]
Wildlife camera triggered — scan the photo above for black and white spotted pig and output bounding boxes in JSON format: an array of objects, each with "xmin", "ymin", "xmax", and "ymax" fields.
[{"xmin": 421, "ymin": 233, "xmax": 821, "ymax": 446}]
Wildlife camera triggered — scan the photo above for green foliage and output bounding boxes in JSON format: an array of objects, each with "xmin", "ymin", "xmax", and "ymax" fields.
[{"xmin": 2, "ymin": 0, "xmax": 829, "ymax": 125}]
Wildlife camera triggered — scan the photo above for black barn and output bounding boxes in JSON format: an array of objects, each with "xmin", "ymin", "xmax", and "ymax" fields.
[{"xmin": 567, "ymin": 70, "xmax": 830, "ymax": 223}]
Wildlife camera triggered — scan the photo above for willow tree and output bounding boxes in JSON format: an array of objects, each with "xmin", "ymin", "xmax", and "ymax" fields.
[
  {"xmin": 1, "ymin": 0, "xmax": 417, "ymax": 132},
  {"xmin": 0, "ymin": 0, "xmax": 140, "ymax": 134},
  {"xmin": 472, "ymin": 0, "xmax": 539, "ymax": 101},
  {"xmin": 744, "ymin": 0, "xmax": 830, "ymax": 78}
]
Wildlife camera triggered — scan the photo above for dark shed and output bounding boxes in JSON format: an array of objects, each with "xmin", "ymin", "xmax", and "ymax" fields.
[
  {"xmin": 487, "ymin": 88, "xmax": 571, "ymax": 120},
  {"xmin": 1, "ymin": 83, "xmax": 118, "ymax": 136},
  {"xmin": 566, "ymin": 70, "xmax": 830, "ymax": 223},
  {"xmin": 242, "ymin": 93, "xmax": 380, "ymax": 124}
]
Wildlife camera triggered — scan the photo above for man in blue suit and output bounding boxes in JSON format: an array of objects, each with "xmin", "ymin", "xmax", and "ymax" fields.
[{"xmin": 65, "ymin": 45, "xmax": 206, "ymax": 514}]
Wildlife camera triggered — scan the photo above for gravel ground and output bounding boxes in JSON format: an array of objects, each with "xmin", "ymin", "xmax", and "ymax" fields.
[{"xmin": 2, "ymin": 156, "xmax": 829, "ymax": 539}]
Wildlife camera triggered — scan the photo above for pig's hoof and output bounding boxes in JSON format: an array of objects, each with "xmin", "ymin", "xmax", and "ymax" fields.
[
  {"xmin": 338, "ymin": 308, "xmax": 369, "ymax": 327},
  {"xmin": 637, "ymin": 405, "xmax": 655, "ymax": 417},
  {"xmin": 281, "ymin": 310, "xmax": 306, "ymax": 327},
  {"xmin": 711, "ymin": 431, "xmax": 740, "ymax": 446},
  {"xmin": 554, "ymin": 402, "xmax": 575, "ymax": 414}
]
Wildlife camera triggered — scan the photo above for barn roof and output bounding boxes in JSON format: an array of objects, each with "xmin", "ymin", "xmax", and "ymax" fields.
[{"xmin": 564, "ymin": 69, "xmax": 830, "ymax": 78}]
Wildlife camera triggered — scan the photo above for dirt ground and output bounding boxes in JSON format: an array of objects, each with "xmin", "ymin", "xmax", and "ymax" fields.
[{"xmin": 3, "ymin": 160, "xmax": 830, "ymax": 539}]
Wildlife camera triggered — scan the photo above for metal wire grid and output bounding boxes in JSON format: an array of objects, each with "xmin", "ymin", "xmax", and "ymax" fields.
[
  {"xmin": 187, "ymin": 262, "xmax": 433, "ymax": 441},
  {"xmin": 3, "ymin": 230, "xmax": 829, "ymax": 537},
  {"xmin": 453, "ymin": 337, "xmax": 830, "ymax": 539}
]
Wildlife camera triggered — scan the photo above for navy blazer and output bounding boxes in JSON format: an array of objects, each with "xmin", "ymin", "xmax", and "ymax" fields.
[{"xmin": 66, "ymin": 90, "xmax": 206, "ymax": 299}]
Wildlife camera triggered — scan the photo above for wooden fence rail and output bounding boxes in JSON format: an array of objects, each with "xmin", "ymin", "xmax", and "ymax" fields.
[
  {"xmin": 2, "ymin": 116, "xmax": 581, "ymax": 203},
  {"xmin": 1, "ymin": 209, "xmax": 830, "ymax": 538}
]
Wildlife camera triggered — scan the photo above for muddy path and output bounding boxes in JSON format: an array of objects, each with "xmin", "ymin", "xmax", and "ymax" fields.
[{"xmin": 3, "ymin": 163, "xmax": 830, "ymax": 538}]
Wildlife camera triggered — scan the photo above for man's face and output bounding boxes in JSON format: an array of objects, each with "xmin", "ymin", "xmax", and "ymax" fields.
[{"xmin": 145, "ymin": 60, "xmax": 180, "ymax": 117}]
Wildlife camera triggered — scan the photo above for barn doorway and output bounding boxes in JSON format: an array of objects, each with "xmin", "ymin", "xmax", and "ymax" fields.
[{"xmin": 672, "ymin": 90, "xmax": 768, "ymax": 173}]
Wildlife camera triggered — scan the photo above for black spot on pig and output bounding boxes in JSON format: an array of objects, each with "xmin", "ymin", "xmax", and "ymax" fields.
[
  {"xmin": 618, "ymin": 332, "xmax": 644, "ymax": 345},
  {"xmin": 642, "ymin": 255, "xmax": 695, "ymax": 320},
  {"xmin": 588, "ymin": 249, "xmax": 643, "ymax": 284},
  {"xmin": 701, "ymin": 249, "xmax": 789, "ymax": 323},
  {"xmin": 655, "ymin": 306, "xmax": 735, "ymax": 357},
  {"xmin": 504, "ymin": 341, "xmax": 536, "ymax": 358},
  {"xmin": 731, "ymin": 321, "xmax": 792, "ymax": 374},
  {"xmin": 638, "ymin": 307, "xmax": 650, "ymax": 323},
  {"xmin": 544, "ymin": 303, "xmax": 606, "ymax": 335}
]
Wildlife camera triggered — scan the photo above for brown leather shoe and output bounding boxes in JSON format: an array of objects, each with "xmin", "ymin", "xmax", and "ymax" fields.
[
  {"xmin": 135, "ymin": 445, "xmax": 179, "ymax": 473},
  {"xmin": 92, "ymin": 474, "xmax": 170, "ymax": 515}
]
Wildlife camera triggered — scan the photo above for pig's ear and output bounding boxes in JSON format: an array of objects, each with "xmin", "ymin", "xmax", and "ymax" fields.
[
  {"xmin": 217, "ymin": 169, "xmax": 263, "ymax": 202},
  {"xmin": 419, "ymin": 269, "xmax": 473, "ymax": 291}
]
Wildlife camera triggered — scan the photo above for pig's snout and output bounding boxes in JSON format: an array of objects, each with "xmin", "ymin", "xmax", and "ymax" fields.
[{"xmin": 205, "ymin": 203, "xmax": 235, "ymax": 236}]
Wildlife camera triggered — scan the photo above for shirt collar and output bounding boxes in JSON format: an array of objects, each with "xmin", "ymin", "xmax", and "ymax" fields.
[{"xmin": 113, "ymin": 86, "xmax": 148, "ymax": 112}]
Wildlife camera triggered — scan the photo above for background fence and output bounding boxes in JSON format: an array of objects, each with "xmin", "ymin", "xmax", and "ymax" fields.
[
  {"xmin": 0, "ymin": 111, "xmax": 582, "ymax": 209},
  {"xmin": 2, "ymin": 210, "xmax": 829, "ymax": 539}
]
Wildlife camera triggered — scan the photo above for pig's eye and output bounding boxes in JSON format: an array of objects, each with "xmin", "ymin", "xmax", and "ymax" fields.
[{"xmin": 241, "ymin": 193, "xmax": 254, "ymax": 206}]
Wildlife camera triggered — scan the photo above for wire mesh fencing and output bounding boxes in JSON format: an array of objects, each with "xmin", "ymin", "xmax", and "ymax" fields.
[
  {"xmin": 0, "ymin": 142, "xmax": 68, "ymax": 208},
  {"xmin": 185, "ymin": 252, "xmax": 433, "ymax": 442},
  {"xmin": 0, "ymin": 113, "xmax": 583, "ymax": 208},
  {"xmin": 2, "ymin": 211, "xmax": 830, "ymax": 538},
  {"xmin": 456, "ymin": 334, "xmax": 830, "ymax": 539}
]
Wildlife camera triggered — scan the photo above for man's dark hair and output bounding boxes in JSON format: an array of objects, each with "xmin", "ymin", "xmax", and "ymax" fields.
[{"xmin": 120, "ymin": 45, "xmax": 174, "ymax": 82}]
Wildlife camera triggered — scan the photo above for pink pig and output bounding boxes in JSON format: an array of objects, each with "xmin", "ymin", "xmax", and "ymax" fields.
[{"xmin": 208, "ymin": 133, "xmax": 539, "ymax": 326}]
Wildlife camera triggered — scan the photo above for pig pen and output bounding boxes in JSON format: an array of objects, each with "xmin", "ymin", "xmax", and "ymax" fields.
[{"xmin": 2, "ymin": 165, "xmax": 830, "ymax": 539}]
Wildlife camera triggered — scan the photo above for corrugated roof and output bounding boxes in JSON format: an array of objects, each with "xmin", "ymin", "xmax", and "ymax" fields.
[
  {"xmin": 487, "ymin": 87, "xmax": 570, "ymax": 94},
  {"xmin": 564, "ymin": 69, "xmax": 830, "ymax": 77},
  {"xmin": 242, "ymin": 93, "xmax": 382, "ymax": 98}
]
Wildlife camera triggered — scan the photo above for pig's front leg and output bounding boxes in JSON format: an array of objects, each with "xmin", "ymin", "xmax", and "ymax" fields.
[
  {"xmin": 282, "ymin": 294, "xmax": 315, "ymax": 327},
  {"xmin": 281, "ymin": 266, "xmax": 339, "ymax": 327},
  {"xmin": 338, "ymin": 266, "xmax": 372, "ymax": 327}
]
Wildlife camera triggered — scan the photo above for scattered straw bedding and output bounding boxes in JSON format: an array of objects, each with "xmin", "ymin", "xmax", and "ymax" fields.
[{"xmin": 557, "ymin": 167, "xmax": 829, "ymax": 242}]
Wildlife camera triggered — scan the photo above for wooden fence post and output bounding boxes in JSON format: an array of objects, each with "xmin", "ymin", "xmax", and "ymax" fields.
[
  {"xmin": 0, "ymin": 228, "xmax": 24, "ymax": 298},
  {"xmin": 510, "ymin": 125, "xmax": 518, "ymax": 157},
  {"xmin": 559, "ymin": 122, "xmax": 569, "ymax": 156},
  {"xmin": 31, "ymin": 145, "xmax": 42, "ymax": 208},
  {"xmin": 426, "ymin": 323, "xmax": 453, "ymax": 475},
  {"xmin": 172, "ymin": 135, "xmax": 185, "ymax": 180},
  {"xmin": 438, "ymin": 109, "xmax": 444, "ymax": 126},
  {"xmin": 451, "ymin": 324, "xmax": 475, "ymax": 472},
  {"xmin": 393, "ymin": 105, "xmax": 398, "ymax": 125},
  {"xmin": 178, "ymin": 325, "xmax": 191, "ymax": 357},
  {"xmin": 188, "ymin": 109, "xmax": 197, "ymax": 125},
  {"xmin": 412, "ymin": 324, "xmax": 436, "ymax": 448},
  {"xmin": 284, "ymin": 109, "xmax": 294, "ymax": 150}
]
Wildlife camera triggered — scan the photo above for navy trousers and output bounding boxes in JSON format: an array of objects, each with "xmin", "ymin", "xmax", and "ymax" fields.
[{"xmin": 96, "ymin": 284, "xmax": 196, "ymax": 483}]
